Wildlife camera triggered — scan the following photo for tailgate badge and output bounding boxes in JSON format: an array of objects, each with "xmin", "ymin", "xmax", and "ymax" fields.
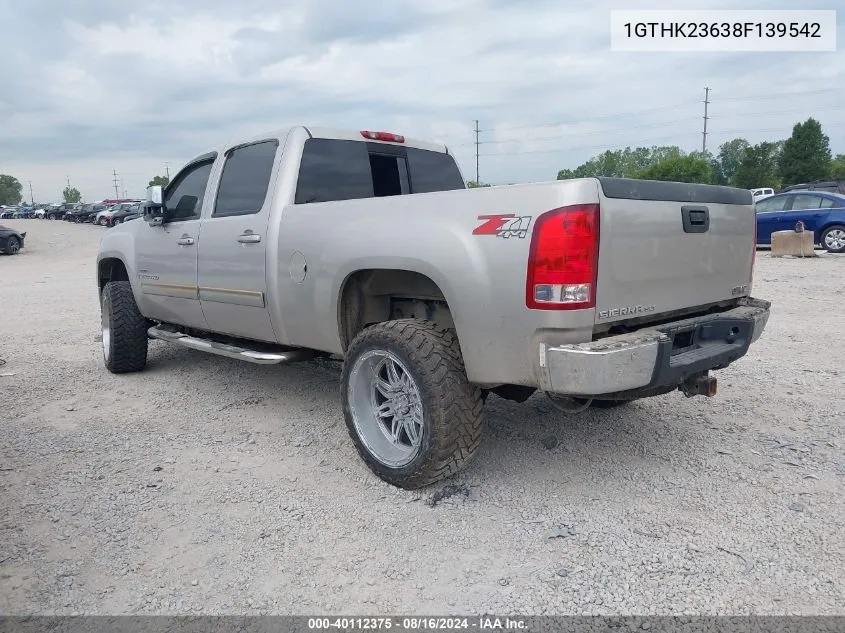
[
  {"xmin": 731, "ymin": 284, "xmax": 750, "ymax": 296},
  {"xmin": 598, "ymin": 305, "xmax": 656, "ymax": 319}
]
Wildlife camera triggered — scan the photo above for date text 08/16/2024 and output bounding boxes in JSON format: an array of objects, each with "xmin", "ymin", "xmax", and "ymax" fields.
[{"xmin": 307, "ymin": 617, "xmax": 527, "ymax": 630}]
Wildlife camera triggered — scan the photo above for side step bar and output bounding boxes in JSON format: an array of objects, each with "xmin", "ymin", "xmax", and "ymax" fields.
[{"xmin": 148, "ymin": 326, "xmax": 314, "ymax": 365}]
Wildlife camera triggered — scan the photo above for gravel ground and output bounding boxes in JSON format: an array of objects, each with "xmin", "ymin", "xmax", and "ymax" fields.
[{"xmin": 1, "ymin": 219, "xmax": 843, "ymax": 616}]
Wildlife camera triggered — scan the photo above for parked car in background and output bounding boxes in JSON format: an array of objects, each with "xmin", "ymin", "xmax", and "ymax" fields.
[
  {"xmin": 755, "ymin": 191, "xmax": 845, "ymax": 253},
  {"xmin": 99, "ymin": 202, "xmax": 139, "ymax": 226},
  {"xmin": 779, "ymin": 180, "xmax": 845, "ymax": 195},
  {"xmin": 0, "ymin": 225, "xmax": 26, "ymax": 254},
  {"xmin": 751, "ymin": 187, "xmax": 775, "ymax": 200},
  {"xmin": 46, "ymin": 203, "xmax": 78, "ymax": 220},
  {"xmin": 96, "ymin": 204, "xmax": 122, "ymax": 225},
  {"xmin": 0, "ymin": 206, "xmax": 19, "ymax": 219},
  {"xmin": 12, "ymin": 207, "xmax": 35, "ymax": 219},
  {"xmin": 66, "ymin": 203, "xmax": 103, "ymax": 223},
  {"xmin": 107, "ymin": 202, "xmax": 143, "ymax": 226}
]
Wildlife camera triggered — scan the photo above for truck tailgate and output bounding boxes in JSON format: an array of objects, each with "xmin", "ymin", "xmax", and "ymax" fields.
[{"xmin": 594, "ymin": 178, "xmax": 755, "ymax": 325}]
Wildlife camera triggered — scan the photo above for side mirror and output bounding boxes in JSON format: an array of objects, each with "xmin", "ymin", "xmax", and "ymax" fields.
[
  {"xmin": 144, "ymin": 185, "xmax": 165, "ymax": 226},
  {"xmin": 147, "ymin": 185, "xmax": 163, "ymax": 205}
]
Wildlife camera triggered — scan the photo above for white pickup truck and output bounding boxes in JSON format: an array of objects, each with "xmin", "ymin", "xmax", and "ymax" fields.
[{"xmin": 97, "ymin": 126, "xmax": 770, "ymax": 489}]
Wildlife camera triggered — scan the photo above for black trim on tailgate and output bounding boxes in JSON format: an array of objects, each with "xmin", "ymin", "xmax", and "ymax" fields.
[{"xmin": 597, "ymin": 177, "xmax": 752, "ymax": 205}]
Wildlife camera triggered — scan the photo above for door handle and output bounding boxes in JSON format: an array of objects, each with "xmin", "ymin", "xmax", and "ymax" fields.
[
  {"xmin": 237, "ymin": 233, "xmax": 262, "ymax": 244},
  {"xmin": 177, "ymin": 236, "xmax": 195, "ymax": 246},
  {"xmin": 681, "ymin": 205, "xmax": 710, "ymax": 233}
]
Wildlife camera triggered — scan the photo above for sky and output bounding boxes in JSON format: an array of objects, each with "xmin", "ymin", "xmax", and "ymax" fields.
[{"xmin": 1, "ymin": 0, "xmax": 843, "ymax": 203}]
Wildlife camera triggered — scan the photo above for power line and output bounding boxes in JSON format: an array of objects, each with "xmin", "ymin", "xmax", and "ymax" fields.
[
  {"xmin": 482, "ymin": 100, "xmax": 700, "ymax": 133},
  {"xmin": 460, "ymin": 117, "xmax": 696, "ymax": 148},
  {"xmin": 709, "ymin": 105, "xmax": 845, "ymax": 119},
  {"xmin": 456, "ymin": 104, "xmax": 844, "ymax": 150},
  {"xmin": 711, "ymin": 122, "xmax": 845, "ymax": 136},
  {"xmin": 467, "ymin": 87, "xmax": 839, "ymax": 140},
  {"xmin": 476, "ymin": 132, "xmax": 701, "ymax": 158},
  {"xmin": 474, "ymin": 119, "xmax": 480, "ymax": 183},
  {"xmin": 472, "ymin": 121, "xmax": 845, "ymax": 158},
  {"xmin": 717, "ymin": 88, "xmax": 835, "ymax": 102}
]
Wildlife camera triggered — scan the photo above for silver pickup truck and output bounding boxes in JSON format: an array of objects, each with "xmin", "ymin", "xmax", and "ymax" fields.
[{"xmin": 97, "ymin": 125, "xmax": 771, "ymax": 489}]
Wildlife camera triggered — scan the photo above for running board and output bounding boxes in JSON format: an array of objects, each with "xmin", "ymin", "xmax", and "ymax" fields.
[{"xmin": 147, "ymin": 326, "xmax": 314, "ymax": 365}]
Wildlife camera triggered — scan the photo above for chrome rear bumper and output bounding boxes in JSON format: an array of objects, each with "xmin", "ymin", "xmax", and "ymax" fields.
[{"xmin": 540, "ymin": 298, "xmax": 771, "ymax": 397}]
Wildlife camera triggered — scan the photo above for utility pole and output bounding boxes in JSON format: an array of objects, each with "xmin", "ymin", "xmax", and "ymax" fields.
[
  {"xmin": 474, "ymin": 120, "xmax": 481, "ymax": 184},
  {"xmin": 29, "ymin": 181, "xmax": 34, "ymax": 205},
  {"xmin": 165, "ymin": 163, "xmax": 170, "ymax": 179},
  {"xmin": 702, "ymin": 87, "xmax": 711, "ymax": 153},
  {"xmin": 112, "ymin": 169, "xmax": 120, "ymax": 198},
  {"xmin": 66, "ymin": 176, "xmax": 71, "ymax": 188}
]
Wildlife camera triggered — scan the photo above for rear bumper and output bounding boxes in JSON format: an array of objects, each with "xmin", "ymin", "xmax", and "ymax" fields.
[{"xmin": 540, "ymin": 297, "xmax": 771, "ymax": 397}]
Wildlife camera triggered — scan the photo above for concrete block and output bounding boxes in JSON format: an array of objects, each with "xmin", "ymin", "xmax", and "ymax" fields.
[{"xmin": 770, "ymin": 230, "xmax": 818, "ymax": 258}]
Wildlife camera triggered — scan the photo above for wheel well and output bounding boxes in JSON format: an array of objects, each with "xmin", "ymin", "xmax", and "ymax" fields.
[
  {"xmin": 338, "ymin": 270, "xmax": 455, "ymax": 351},
  {"xmin": 98, "ymin": 258, "xmax": 129, "ymax": 296}
]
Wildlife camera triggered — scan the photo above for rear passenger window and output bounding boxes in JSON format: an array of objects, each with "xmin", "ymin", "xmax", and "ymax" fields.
[
  {"xmin": 755, "ymin": 196, "xmax": 789, "ymax": 213},
  {"xmin": 406, "ymin": 148, "xmax": 466, "ymax": 193},
  {"xmin": 295, "ymin": 138, "xmax": 465, "ymax": 204},
  {"xmin": 790, "ymin": 194, "xmax": 823, "ymax": 210},
  {"xmin": 295, "ymin": 139, "xmax": 374, "ymax": 204},
  {"xmin": 213, "ymin": 140, "xmax": 279, "ymax": 217}
]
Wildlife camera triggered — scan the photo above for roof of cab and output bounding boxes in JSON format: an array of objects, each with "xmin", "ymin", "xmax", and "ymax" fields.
[{"xmin": 186, "ymin": 125, "xmax": 450, "ymax": 166}]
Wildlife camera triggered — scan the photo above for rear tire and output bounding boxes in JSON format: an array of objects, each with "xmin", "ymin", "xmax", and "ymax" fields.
[
  {"xmin": 341, "ymin": 319, "xmax": 484, "ymax": 489},
  {"xmin": 101, "ymin": 281, "xmax": 148, "ymax": 373},
  {"xmin": 821, "ymin": 225, "xmax": 845, "ymax": 253}
]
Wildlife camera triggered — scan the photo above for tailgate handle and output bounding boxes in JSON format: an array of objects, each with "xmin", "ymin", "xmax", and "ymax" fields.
[{"xmin": 681, "ymin": 205, "xmax": 710, "ymax": 233}]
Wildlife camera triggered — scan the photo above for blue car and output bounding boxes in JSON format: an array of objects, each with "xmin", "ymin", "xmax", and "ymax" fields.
[{"xmin": 755, "ymin": 191, "xmax": 845, "ymax": 253}]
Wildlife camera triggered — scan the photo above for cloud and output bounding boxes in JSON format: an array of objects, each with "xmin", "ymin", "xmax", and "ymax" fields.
[{"xmin": 1, "ymin": 0, "xmax": 843, "ymax": 201}]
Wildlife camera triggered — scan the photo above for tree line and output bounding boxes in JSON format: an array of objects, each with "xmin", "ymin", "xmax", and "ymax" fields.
[
  {"xmin": 0, "ymin": 174, "xmax": 83, "ymax": 206},
  {"xmin": 556, "ymin": 117, "xmax": 843, "ymax": 189}
]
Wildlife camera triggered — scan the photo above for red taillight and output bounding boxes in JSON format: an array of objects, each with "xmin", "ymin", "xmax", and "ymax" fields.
[
  {"xmin": 526, "ymin": 204, "xmax": 599, "ymax": 310},
  {"xmin": 360, "ymin": 130, "xmax": 405, "ymax": 143}
]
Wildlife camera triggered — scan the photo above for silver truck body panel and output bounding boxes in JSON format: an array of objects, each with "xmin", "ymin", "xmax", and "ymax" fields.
[{"xmin": 98, "ymin": 125, "xmax": 765, "ymax": 394}]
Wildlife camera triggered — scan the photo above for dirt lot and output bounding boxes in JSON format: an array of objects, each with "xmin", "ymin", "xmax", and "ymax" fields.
[{"xmin": 1, "ymin": 219, "xmax": 843, "ymax": 616}]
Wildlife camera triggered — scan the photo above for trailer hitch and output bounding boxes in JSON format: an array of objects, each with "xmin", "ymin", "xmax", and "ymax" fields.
[{"xmin": 679, "ymin": 373, "xmax": 717, "ymax": 398}]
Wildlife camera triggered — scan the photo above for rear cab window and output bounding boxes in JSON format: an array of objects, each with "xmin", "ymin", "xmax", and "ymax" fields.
[{"xmin": 294, "ymin": 138, "xmax": 464, "ymax": 204}]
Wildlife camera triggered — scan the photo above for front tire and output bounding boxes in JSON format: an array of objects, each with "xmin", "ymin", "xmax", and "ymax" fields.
[
  {"xmin": 101, "ymin": 281, "xmax": 148, "ymax": 373},
  {"xmin": 821, "ymin": 225, "xmax": 845, "ymax": 253},
  {"xmin": 4, "ymin": 236, "xmax": 20, "ymax": 255},
  {"xmin": 341, "ymin": 319, "xmax": 484, "ymax": 489}
]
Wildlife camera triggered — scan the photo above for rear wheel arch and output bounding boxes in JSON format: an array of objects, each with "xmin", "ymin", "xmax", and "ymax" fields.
[{"xmin": 337, "ymin": 269, "xmax": 459, "ymax": 353}]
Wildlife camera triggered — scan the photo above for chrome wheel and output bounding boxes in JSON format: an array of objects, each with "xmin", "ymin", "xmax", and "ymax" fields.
[
  {"xmin": 347, "ymin": 350, "xmax": 424, "ymax": 467},
  {"xmin": 823, "ymin": 228, "xmax": 845, "ymax": 252},
  {"xmin": 6, "ymin": 237, "xmax": 20, "ymax": 255},
  {"xmin": 101, "ymin": 294, "xmax": 111, "ymax": 363}
]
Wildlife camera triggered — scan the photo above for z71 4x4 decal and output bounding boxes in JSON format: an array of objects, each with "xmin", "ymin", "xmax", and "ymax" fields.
[{"xmin": 473, "ymin": 214, "xmax": 532, "ymax": 239}]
